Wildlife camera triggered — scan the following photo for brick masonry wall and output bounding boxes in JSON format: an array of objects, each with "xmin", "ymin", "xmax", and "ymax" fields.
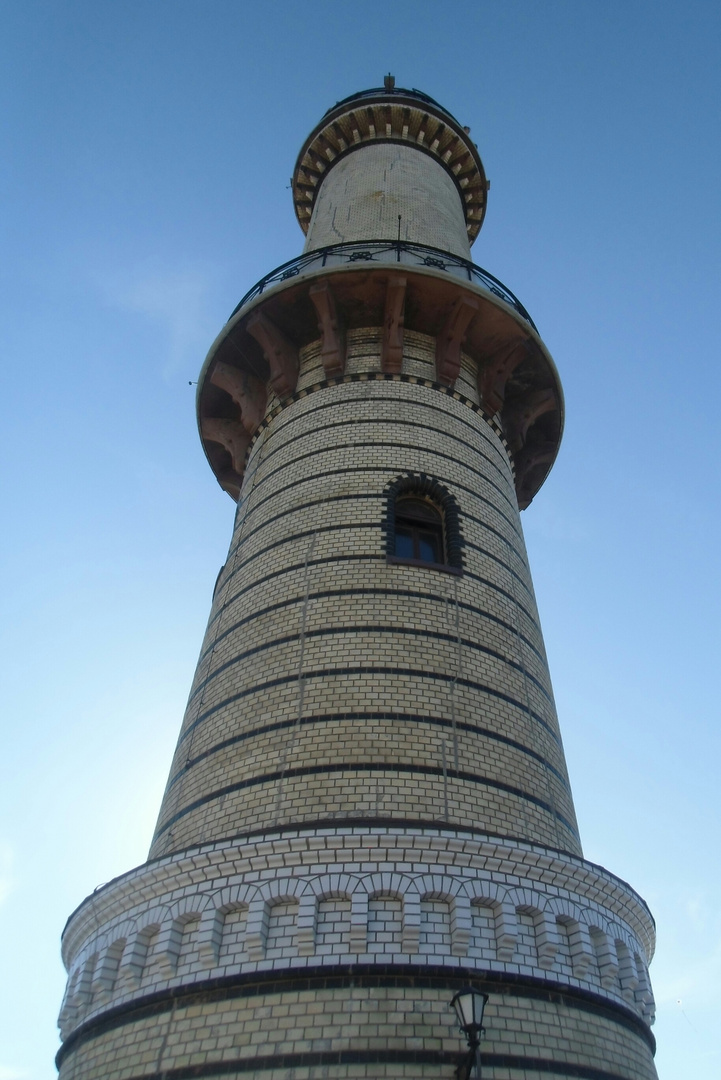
[
  {"xmin": 57, "ymin": 326, "xmax": 658, "ymax": 1078},
  {"xmin": 148, "ymin": 330, "xmax": 579, "ymax": 861},
  {"xmin": 58, "ymin": 984, "xmax": 656, "ymax": 1080},
  {"xmin": 303, "ymin": 143, "xmax": 472, "ymax": 259}
]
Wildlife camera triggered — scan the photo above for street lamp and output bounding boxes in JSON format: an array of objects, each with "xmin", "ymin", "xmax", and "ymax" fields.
[{"xmin": 450, "ymin": 987, "xmax": 489, "ymax": 1079}]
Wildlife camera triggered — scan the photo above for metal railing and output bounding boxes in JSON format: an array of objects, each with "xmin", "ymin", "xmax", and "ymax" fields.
[
  {"xmin": 228, "ymin": 240, "xmax": 537, "ymax": 331},
  {"xmin": 322, "ymin": 85, "xmax": 450, "ymax": 118}
]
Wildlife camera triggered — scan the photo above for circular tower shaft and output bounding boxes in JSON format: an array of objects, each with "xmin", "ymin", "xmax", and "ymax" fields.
[{"xmin": 150, "ymin": 328, "xmax": 577, "ymax": 859}]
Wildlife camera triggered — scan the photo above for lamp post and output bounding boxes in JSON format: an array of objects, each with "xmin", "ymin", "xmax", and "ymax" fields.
[{"xmin": 450, "ymin": 988, "xmax": 489, "ymax": 1079}]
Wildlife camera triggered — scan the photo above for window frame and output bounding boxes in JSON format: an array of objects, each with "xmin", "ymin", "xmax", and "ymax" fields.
[{"xmin": 384, "ymin": 475, "xmax": 463, "ymax": 575}]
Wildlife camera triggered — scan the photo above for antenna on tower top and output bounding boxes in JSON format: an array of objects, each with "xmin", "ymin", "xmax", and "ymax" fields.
[{"xmin": 384, "ymin": 72, "xmax": 395, "ymax": 90}]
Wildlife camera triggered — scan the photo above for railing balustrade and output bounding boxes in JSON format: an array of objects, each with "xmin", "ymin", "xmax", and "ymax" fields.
[{"xmin": 228, "ymin": 240, "xmax": 537, "ymax": 331}]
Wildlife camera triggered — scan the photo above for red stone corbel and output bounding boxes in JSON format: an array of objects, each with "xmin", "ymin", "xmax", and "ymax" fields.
[
  {"xmin": 216, "ymin": 470, "xmax": 241, "ymax": 501},
  {"xmin": 502, "ymin": 388, "xmax": 557, "ymax": 451},
  {"xmin": 435, "ymin": 294, "xmax": 479, "ymax": 386},
  {"xmin": 514, "ymin": 439, "xmax": 556, "ymax": 509},
  {"xmin": 381, "ymin": 275, "xmax": 406, "ymax": 373},
  {"xmin": 309, "ymin": 280, "xmax": 346, "ymax": 376},
  {"xmin": 478, "ymin": 340, "xmax": 527, "ymax": 415},
  {"xmin": 210, "ymin": 361, "xmax": 268, "ymax": 434},
  {"xmin": 246, "ymin": 311, "xmax": 299, "ymax": 399},
  {"xmin": 201, "ymin": 417, "xmax": 251, "ymax": 475}
]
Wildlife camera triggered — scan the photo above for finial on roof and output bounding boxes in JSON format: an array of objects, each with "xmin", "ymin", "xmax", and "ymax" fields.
[{"xmin": 384, "ymin": 73, "xmax": 395, "ymax": 91}]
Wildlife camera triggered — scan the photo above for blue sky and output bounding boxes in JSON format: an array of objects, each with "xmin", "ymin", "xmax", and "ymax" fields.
[{"xmin": 1, "ymin": 2, "xmax": 719, "ymax": 1077}]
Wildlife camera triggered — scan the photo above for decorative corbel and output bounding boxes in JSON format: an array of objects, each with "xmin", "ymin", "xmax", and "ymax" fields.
[
  {"xmin": 381, "ymin": 275, "xmax": 406, "ymax": 373},
  {"xmin": 246, "ymin": 311, "xmax": 299, "ymax": 399},
  {"xmin": 514, "ymin": 438, "xmax": 557, "ymax": 509},
  {"xmin": 201, "ymin": 417, "xmax": 251, "ymax": 475},
  {"xmin": 309, "ymin": 280, "xmax": 346, "ymax": 376},
  {"xmin": 566, "ymin": 921, "xmax": 595, "ymax": 979},
  {"xmin": 502, "ymin": 388, "xmax": 557, "ymax": 452},
  {"xmin": 210, "ymin": 361, "xmax": 268, "ymax": 434},
  {"xmin": 216, "ymin": 469, "xmax": 242, "ymax": 501},
  {"xmin": 593, "ymin": 932, "xmax": 620, "ymax": 990},
  {"xmin": 478, "ymin": 340, "xmax": 527, "ymax": 415},
  {"xmin": 435, "ymin": 294, "xmax": 479, "ymax": 386}
]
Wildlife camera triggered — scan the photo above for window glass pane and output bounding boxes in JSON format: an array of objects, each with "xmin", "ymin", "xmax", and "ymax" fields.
[
  {"xmin": 392, "ymin": 492, "xmax": 447, "ymax": 567},
  {"xmin": 395, "ymin": 528, "xmax": 415, "ymax": 558},
  {"xmin": 418, "ymin": 532, "xmax": 441, "ymax": 564}
]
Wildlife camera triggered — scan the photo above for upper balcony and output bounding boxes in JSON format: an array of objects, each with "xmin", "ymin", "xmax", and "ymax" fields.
[
  {"xmin": 229, "ymin": 240, "xmax": 536, "ymax": 331},
  {"xmin": 198, "ymin": 240, "xmax": 562, "ymax": 510}
]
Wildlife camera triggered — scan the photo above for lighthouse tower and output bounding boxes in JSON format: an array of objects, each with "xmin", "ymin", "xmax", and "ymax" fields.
[{"xmin": 57, "ymin": 81, "xmax": 658, "ymax": 1080}]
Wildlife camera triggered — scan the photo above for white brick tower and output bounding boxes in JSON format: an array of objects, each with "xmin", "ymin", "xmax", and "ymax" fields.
[{"xmin": 58, "ymin": 81, "xmax": 659, "ymax": 1080}]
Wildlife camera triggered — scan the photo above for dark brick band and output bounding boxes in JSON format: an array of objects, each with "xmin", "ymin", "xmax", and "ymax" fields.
[
  {"xmin": 165, "ymin": 710, "xmax": 569, "ymax": 793},
  {"xmin": 154, "ymin": 759, "xmax": 578, "ymax": 840},
  {"xmin": 175, "ymin": 662, "xmax": 562, "ymax": 751},
  {"xmin": 251, "ymin": 421, "xmax": 516, "ymax": 521},
  {"xmin": 247, "ymin": 403, "xmax": 517, "ymax": 515},
  {"xmin": 56, "ymin": 965, "xmax": 655, "ymax": 1069},
  {"xmin": 184, "ymin": 622, "xmax": 555, "ymax": 713},
  {"xmin": 201, "ymin": 584, "xmax": 547, "ymax": 669},
  {"xmin": 57, "ymin": 1052, "xmax": 641, "ymax": 1079},
  {"xmin": 222, "ymin": 482, "xmax": 528, "ymax": 587},
  {"xmin": 211, "ymin": 549, "xmax": 541, "ymax": 641},
  {"xmin": 177, "ymin": 656, "xmax": 561, "ymax": 751},
  {"xmin": 255, "ymin": 374, "xmax": 509, "ymax": 471}
]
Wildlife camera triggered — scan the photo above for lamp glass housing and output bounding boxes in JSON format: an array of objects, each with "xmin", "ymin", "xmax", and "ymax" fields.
[{"xmin": 451, "ymin": 988, "xmax": 488, "ymax": 1036}]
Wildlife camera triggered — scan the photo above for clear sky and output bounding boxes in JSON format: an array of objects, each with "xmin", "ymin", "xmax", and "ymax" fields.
[{"xmin": 1, "ymin": 2, "xmax": 719, "ymax": 1077}]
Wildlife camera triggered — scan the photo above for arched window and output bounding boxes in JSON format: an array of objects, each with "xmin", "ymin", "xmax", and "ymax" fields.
[
  {"xmin": 394, "ymin": 495, "xmax": 444, "ymax": 564},
  {"xmin": 383, "ymin": 475, "xmax": 463, "ymax": 574}
]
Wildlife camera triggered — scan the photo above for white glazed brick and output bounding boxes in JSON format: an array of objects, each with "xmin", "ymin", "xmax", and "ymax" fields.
[
  {"xmin": 59, "ymin": 827, "xmax": 657, "ymax": 1044},
  {"xmin": 304, "ymin": 143, "xmax": 471, "ymax": 259},
  {"xmin": 316, "ymin": 898, "xmax": 351, "ymax": 954},
  {"xmin": 367, "ymin": 897, "xmax": 402, "ymax": 953},
  {"xmin": 266, "ymin": 901, "xmax": 299, "ymax": 959}
]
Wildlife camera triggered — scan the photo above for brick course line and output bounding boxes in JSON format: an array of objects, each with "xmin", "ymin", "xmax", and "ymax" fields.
[
  {"xmin": 200, "ymin": 586, "xmax": 547, "ymax": 668},
  {"xmin": 244, "ymin": 424, "xmax": 513, "ymax": 523},
  {"xmin": 153, "ymin": 761, "xmax": 579, "ymax": 838},
  {"xmin": 58, "ymin": 1053, "xmax": 637, "ymax": 1079},
  {"xmin": 250, "ymin": 404, "xmax": 510, "ymax": 483},
  {"xmin": 205, "ymin": 583, "xmax": 543, "ymax": 656},
  {"xmin": 247, "ymin": 411, "xmax": 517, "ymax": 515},
  {"xmin": 214, "ymin": 543, "xmax": 540, "ymax": 631},
  {"xmin": 275, "ymin": 371, "xmax": 508, "ymax": 440},
  {"xmin": 165, "ymin": 711, "xmax": 569, "ymax": 791},
  {"xmin": 153, "ymin": 818, "xmax": 583, "ymax": 864},
  {"xmin": 256, "ymin": 371, "xmax": 508, "ymax": 446},
  {"xmin": 55, "ymin": 965, "xmax": 655, "ymax": 1069},
  {"xmin": 175, "ymin": 665, "xmax": 562, "ymax": 749},
  {"xmin": 223, "ymin": 458, "xmax": 526, "ymax": 564},
  {"xmin": 184, "ymin": 624, "xmax": 555, "ymax": 711},
  {"xmin": 229, "ymin": 470, "xmax": 526, "ymax": 582}
]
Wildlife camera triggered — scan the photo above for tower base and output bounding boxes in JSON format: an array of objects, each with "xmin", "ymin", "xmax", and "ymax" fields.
[{"xmin": 58, "ymin": 826, "xmax": 657, "ymax": 1080}]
